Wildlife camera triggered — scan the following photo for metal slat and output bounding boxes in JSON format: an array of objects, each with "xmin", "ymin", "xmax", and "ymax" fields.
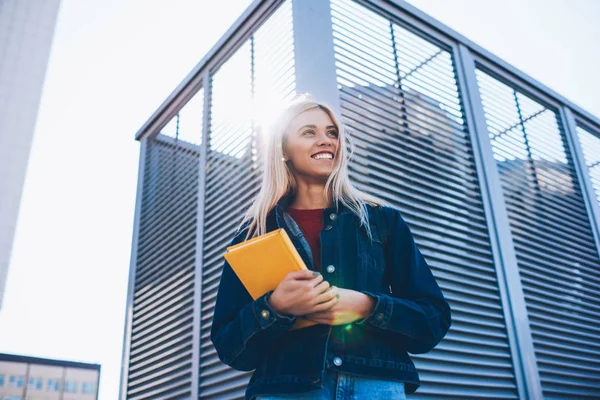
[
  {"xmin": 476, "ymin": 68, "xmax": 600, "ymax": 398},
  {"xmin": 576, "ymin": 125, "xmax": 600, "ymax": 207},
  {"xmin": 331, "ymin": 0, "xmax": 518, "ymax": 397},
  {"xmin": 198, "ymin": 2, "xmax": 296, "ymax": 398},
  {"xmin": 123, "ymin": 91, "xmax": 203, "ymax": 398}
]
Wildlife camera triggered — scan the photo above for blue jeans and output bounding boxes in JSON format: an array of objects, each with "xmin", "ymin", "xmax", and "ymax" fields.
[{"xmin": 253, "ymin": 368, "xmax": 407, "ymax": 399}]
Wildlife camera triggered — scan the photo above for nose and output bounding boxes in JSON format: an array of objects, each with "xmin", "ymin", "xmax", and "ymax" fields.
[{"xmin": 318, "ymin": 134, "xmax": 334, "ymax": 146}]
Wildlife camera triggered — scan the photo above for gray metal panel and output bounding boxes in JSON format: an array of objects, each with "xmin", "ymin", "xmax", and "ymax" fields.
[
  {"xmin": 330, "ymin": 0, "xmax": 518, "ymax": 397},
  {"xmin": 191, "ymin": 86, "xmax": 207, "ymax": 400},
  {"xmin": 119, "ymin": 139, "xmax": 148, "ymax": 400},
  {"xmin": 475, "ymin": 68, "xmax": 600, "ymax": 399},
  {"xmin": 456, "ymin": 44, "xmax": 542, "ymax": 400},
  {"xmin": 564, "ymin": 112, "xmax": 600, "ymax": 258},
  {"xmin": 125, "ymin": 134, "xmax": 201, "ymax": 400},
  {"xmin": 292, "ymin": 0, "xmax": 341, "ymax": 114},
  {"xmin": 198, "ymin": 2, "xmax": 296, "ymax": 398},
  {"xmin": 574, "ymin": 123, "xmax": 600, "ymax": 207},
  {"xmin": 377, "ymin": 0, "xmax": 599, "ymax": 128}
]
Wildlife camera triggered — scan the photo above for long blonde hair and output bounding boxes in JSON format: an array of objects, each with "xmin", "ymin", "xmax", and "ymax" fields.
[{"xmin": 239, "ymin": 93, "xmax": 389, "ymax": 242}]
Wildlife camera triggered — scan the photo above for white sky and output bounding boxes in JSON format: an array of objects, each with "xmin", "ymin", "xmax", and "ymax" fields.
[{"xmin": 0, "ymin": 0, "xmax": 597, "ymax": 399}]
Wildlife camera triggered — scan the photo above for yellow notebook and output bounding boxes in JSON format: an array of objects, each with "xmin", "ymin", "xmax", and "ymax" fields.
[{"xmin": 223, "ymin": 228, "xmax": 318, "ymax": 330}]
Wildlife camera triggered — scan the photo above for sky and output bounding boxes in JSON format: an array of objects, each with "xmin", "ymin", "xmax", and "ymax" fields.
[{"xmin": 0, "ymin": 0, "xmax": 598, "ymax": 399}]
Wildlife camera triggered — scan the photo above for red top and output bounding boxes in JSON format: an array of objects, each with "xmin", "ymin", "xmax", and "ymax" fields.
[{"xmin": 286, "ymin": 207, "xmax": 324, "ymax": 273}]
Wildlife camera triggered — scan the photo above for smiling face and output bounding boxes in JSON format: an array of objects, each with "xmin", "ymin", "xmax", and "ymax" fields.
[{"xmin": 284, "ymin": 107, "xmax": 339, "ymax": 182}]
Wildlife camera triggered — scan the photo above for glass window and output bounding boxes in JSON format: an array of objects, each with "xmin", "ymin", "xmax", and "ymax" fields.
[
  {"xmin": 0, "ymin": 373, "xmax": 4, "ymax": 386},
  {"xmin": 6, "ymin": 396, "xmax": 23, "ymax": 400},
  {"xmin": 8, "ymin": 375, "xmax": 24, "ymax": 388},
  {"xmin": 82, "ymin": 382, "xmax": 96, "ymax": 394},
  {"xmin": 46, "ymin": 379, "xmax": 60, "ymax": 391},
  {"xmin": 28, "ymin": 377, "xmax": 43, "ymax": 390},
  {"xmin": 64, "ymin": 380, "xmax": 78, "ymax": 393}
]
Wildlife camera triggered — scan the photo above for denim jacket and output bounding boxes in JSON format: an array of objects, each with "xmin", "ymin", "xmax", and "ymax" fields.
[{"xmin": 210, "ymin": 194, "xmax": 451, "ymax": 399}]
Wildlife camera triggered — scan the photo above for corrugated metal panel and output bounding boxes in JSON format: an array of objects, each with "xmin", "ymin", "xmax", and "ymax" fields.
[
  {"xmin": 330, "ymin": 0, "xmax": 518, "ymax": 398},
  {"xmin": 576, "ymin": 125, "xmax": 600, "ymax": 207},
  {"xmin": 476, "ymin": 70, "xmax": 600, "ymax": 399},
  {"xmin": 198, "ymin": 1, "xmax": 296, "ymax": 398},
  {"xmin": 125, "ymin": 87, "xmax": 203, "ymax": 399}
]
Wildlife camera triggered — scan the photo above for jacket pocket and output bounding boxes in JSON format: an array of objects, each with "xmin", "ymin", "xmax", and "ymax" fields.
[{"xmin": 357, "ymin": 222, "xmax": 386, "ymax": 272}]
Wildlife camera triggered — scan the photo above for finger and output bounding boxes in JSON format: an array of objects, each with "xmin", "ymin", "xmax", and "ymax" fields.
[
  {"xmin": 309, "ymin": 273, "xmax": 324, "ymax": 287},
  {"xmin": 288, "ymin": 269, "xmax": 322, "ymax": 281},
  {"xmin": 285, "ymin": 273, "xmax": 322, "ymax": 292},
  {"xmin": 315, "ymin": 285, "xmax": 338, "ymax": 304},
  {"xmin": 313, "ymin": 280, "xmax": 331, "ymax": 294},
  {"xmin": 313, "ymin": 295, "xmax": 338, "ymax": 312}
]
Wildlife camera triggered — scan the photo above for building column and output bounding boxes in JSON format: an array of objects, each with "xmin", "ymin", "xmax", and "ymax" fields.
[
  {"xmin": 292, "ymin": 0, "xmax": 341, "ymax": 114},
  {"xmin": 559, "ymin": 107, "xmax": 600, "ymax": 257},
  {"xmin": 118, "ymin": 139, "xmax": 147, "ymax": 400},
  {"xmin": 454, "ymin": 43, "xmax": 543, "ymax": 400}
]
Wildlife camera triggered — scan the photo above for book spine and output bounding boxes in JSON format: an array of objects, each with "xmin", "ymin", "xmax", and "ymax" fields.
[{"xmin": 279, "ymin": 229, "xmax": 308, "ymax": 271}]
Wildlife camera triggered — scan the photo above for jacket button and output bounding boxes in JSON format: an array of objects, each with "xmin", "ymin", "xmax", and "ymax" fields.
[
  {"xmin": 329, "ymin": 213, "xmax": 337, "ymax": 220},
  {"xmin": 261, "ymin": 310, "xmax": 270, "ymax": 319},
  {"xmin": 324, "ymin": 225, "xmax": 332, "ymax": 231},
  {"xmin": 326, "ymin": 265, "xmax": 335, "ymax": 273},
  {"xmin": 375, "ymin": 313, "xmax": 384, "ymax": 322},
  {"xmin": 333, "ymin": 357, "xmax": 342, "ymax": 366}
]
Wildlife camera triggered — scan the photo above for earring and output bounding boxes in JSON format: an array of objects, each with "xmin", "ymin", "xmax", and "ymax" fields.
[{"xmin": 282, "ymin": 157, "xmax": 288, "ymax": 162}]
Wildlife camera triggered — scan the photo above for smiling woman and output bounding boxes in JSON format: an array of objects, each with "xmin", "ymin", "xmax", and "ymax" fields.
[
  {"xmin": 210, "ymin": 93, "xmax": 451, "ymax": 400},
  {"xmin": 283, "ymin": 109, "xmax": 339, "ymax": 186}
]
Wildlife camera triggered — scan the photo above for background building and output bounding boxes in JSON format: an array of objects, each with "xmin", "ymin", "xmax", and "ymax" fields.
[
  {"xmin": 0, "ymin": 353, "xmax": 100, "ymax": 399},
  {"xmin": 0, "ymin": 0, "xmax": 62, "ymax": 311},
  {"xmin": 119, "ymin": 0, "xmax": 600, "ymax": 398}
]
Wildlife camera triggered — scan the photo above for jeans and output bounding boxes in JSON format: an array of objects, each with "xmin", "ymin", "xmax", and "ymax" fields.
[{"xmin": 252, "ymin": 368, "xmax": 407, "ymax": 399}]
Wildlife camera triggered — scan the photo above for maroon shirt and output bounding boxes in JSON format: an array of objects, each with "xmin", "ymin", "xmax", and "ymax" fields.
[{"xmin": 286, "ymin": 207, "xmax": 324, "ymax": 273}]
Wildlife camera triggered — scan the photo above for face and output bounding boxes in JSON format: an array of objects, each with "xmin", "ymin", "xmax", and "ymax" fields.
[{"xmin": 284, "ymin": 108, "xmax": 339, "ymax": 182}]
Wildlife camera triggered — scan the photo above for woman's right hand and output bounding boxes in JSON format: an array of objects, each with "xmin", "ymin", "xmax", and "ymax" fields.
[{"xmin": 267, "ymin": 270, "xmax": 339, "ymax": 317}]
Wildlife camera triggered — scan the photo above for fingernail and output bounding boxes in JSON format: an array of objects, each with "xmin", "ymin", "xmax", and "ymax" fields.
[
  {"xmin": 336, "ymin": 294, "xmax": 340, "ymax": 298},
  {"xmin": 312, "ymin": 271, "xmax": 321, "ymax": 276}
]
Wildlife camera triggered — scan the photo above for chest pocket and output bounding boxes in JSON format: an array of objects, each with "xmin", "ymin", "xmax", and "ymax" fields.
[{"xmin": 356, "ymin": 222, "xmax": 386, "ymax": 273}]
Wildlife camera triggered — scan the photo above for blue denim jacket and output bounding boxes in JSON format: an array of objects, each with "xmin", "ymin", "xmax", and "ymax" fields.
[{"xmin": 210, "ymin": 194, "xmax": 451, "ymax": 399}]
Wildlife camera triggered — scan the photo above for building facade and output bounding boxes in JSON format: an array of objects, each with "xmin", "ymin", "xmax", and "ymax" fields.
[
  {"xmin": 0, "ymin": 0, "xmax": 62, "ymax": 311},
  {"xmin": 0, "ymin": 353, "xmax": 100, "ymax": 400},
  {"xmin": 120, "ymin": 0, "xmax": 600, "ymax": 398}
]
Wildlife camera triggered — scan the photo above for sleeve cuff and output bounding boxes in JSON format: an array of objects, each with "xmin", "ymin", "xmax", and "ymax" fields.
[
  {"xmin": 253, "ymin": 290, "xmax": 297, "ymax": 329},
  {"xmin": 355, "ymin": 291, "xmax": 392, "ymax": 328}
]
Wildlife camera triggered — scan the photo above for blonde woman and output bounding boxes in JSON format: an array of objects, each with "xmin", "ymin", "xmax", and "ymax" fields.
[{"xmin": 210, "ymin": 94, "xmax": 451, "ymax": 399}]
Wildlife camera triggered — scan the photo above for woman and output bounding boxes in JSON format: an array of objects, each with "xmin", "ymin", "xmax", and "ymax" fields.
[{"xmin": 210, "ymin": 94, "xmax": 451, "ymax": 399}]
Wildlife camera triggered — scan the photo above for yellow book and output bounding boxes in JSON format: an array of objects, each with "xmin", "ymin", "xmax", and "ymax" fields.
[{"xmin": 223, "ymin": 228, "xmax": 318, "ymax": 330}]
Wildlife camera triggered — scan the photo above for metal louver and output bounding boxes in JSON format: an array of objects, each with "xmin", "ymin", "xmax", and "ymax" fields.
[
  {"xmin": 330, "ymin": 0, "xmax": 518, "ymax": 397},
  {"xmin": 576, "ymin": 125, "xmax": 600, "ymax": 207},
  {"xmin": 126, "ymin": 133, "xmax": 201, "ymax": 399},
  {"xmin": 476, "ymin": 69, "xmax": 600, "ymax": 399},
  {"xmin": 198, "ymin": 1, "xmax": 296, "ymax": 398}
]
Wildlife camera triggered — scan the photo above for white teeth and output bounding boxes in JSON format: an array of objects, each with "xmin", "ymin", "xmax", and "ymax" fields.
[{"xmin": 312, "ymin": 153, "xmax": 333, "ymax": 160}]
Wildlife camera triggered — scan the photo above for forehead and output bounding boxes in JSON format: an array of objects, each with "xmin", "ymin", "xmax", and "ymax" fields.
[{"xmin": 288, "ymin": 108, "xmax": 335, "ymax": 131}]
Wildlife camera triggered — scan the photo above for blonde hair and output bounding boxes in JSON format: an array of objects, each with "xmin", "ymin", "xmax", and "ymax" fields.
[{"xmin": 239, "ymin": 93, "xmax": 389, "ymax": 242}]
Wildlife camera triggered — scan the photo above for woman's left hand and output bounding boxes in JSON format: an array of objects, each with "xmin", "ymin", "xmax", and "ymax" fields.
[{"xmin": 303, "ymin": 288, "xmax": 376, "ymax": 325}]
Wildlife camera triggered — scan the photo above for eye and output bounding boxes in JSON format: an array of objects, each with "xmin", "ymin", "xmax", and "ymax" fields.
[
  {"xmin": 328, "ymin": 130, "xmax": 339, "ymax": 137},
  {"xmin": 302, "ymin": 130, "xmax": 315, "ymax": 136}
]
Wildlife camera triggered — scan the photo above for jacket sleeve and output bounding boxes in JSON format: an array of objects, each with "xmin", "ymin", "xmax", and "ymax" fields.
[
  {"xmin": 210, "ymin": 223, "xmax": 298, "ymax": 371},
  {"xmin": 356, "ymin": 206, "xmax": 452, "ymax": 354}
]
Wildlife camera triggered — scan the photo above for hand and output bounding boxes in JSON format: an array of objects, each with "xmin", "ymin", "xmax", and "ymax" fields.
[
  {"xmin": 303, "ymin": 288, "xmax": 376, "ymax": 325},
  {"xmin": 268, "ymin": 270, "xmax": 340, "ymax": 317}
]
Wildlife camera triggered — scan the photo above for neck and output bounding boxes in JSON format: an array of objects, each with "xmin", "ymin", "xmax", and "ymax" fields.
[{"xmin": 288, "ymin": 181, "xmax": 332, "ymax": 210}]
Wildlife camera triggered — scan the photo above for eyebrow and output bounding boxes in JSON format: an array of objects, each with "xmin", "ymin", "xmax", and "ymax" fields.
[{"xmin": 297, "ymin": 124, "xmax": 338, "ymax": 132}]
